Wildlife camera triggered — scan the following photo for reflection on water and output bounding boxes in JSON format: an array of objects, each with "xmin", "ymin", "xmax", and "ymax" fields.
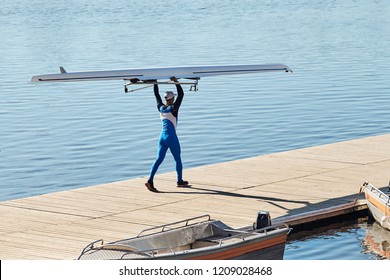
[
  {"xmin": 363, "ymin": 222, "xmax": 390, "ymax": 260},
  {"xmin": 285, "ymin": 217, "xmax": 390, "ymax": 260}
]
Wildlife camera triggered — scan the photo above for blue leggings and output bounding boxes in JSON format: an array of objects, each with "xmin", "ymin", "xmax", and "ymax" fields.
[{"xmin": 149, "ymin": 133, "xmax": 182, "ymax": 182}]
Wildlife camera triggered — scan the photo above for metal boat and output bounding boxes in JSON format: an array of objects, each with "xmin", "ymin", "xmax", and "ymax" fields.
[
  {"xmin": 77, "ymin": 212, "xmax": 291, "ymax": 260},
  {"xmin": 363, "ymin": 182, "xmax": 390, "ymax": 231}
]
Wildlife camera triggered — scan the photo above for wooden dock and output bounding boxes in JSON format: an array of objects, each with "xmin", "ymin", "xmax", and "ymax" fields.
[{"xmin": 1, "ymin": 134, "xmax": 390, "ymax": 259}]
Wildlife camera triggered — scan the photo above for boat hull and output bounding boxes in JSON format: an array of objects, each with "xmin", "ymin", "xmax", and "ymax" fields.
[
  {"xmin": 151, "ymin": 231, "xmax": 288, "ymax": 260},
  {"xmin": 31, "ymin": 64, "xmax": 292, "ymax": 83},
  {"xmin": 364, "ymin": 183, "xmax": 390, "ymax": 231}
]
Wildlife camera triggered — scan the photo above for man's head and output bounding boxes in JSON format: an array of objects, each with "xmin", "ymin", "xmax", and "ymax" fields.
[{"xmin": 164, "ymin": 91, "xmax": 175, "ymax": 104}]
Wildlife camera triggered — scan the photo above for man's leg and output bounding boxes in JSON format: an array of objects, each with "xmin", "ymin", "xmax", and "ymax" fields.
[
  {"xmin": 146, "ymin": 140, "xmax": 168, "ymax": 192},
  {"xmin": 169, "ymin": 136, "xmax": 185, "ymax": 184},
  {"xmin": 149, "ymin": 141, "xmax": 168, "ymax": 181}
]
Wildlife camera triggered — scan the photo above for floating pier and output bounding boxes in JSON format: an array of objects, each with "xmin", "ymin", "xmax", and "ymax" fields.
[{"xmin": 1, "ymin": 134, "xmax": 390, "ymax": 259}]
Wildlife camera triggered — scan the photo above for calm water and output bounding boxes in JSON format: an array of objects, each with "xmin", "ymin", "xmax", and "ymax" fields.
[
  {"xmin": 285, "ymin": 218, "xmax": 390, "ymax": 260},
  {"xmin": 1, "ymin": 0, "xmax": 390, "ymax": 201},
  {"xmin": 1, "ymin": 1, "xmax": 390, "ymax": 259}
]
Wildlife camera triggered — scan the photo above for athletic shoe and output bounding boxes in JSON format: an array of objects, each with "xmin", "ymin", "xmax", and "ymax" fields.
[
  {"xmin": 177, "ymin": 180, "xmax": 189, "ymax": 187},
  {"xmin": 145, "ymin": 180, "xmax": 158, "ymax": 192}
]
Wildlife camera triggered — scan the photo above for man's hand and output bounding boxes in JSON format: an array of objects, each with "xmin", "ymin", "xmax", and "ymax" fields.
[{"xmin": 143, "ymin": 79, "xmax": 157, "ymax": 83}]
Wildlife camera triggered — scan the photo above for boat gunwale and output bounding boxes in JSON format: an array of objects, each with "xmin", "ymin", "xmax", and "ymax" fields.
[{"xmin": 364, "ymin": 182, "xmax": 390, "ymax": 206}]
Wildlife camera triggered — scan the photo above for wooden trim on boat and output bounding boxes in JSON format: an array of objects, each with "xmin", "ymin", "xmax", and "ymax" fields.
[{"xmin": 365, "ymin": 192, "xmax": 390, "ymax": 215}]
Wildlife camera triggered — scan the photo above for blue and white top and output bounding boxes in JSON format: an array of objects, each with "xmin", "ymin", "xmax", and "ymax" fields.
[{"xmin": 154, "ymin": 84, "xmax": 184, "ymax": 135}]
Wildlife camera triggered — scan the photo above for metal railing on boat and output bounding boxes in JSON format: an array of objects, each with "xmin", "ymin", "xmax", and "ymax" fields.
[
  {"xmin": 364, "ymin": 182, "xmax": 390, "ymax": 205},
  {"xmin": 136, "ymin": 214, "xmax": 211, "ymax": 237}
]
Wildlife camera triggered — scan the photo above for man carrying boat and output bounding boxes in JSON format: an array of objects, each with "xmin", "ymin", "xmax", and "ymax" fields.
[{"xmin": 145, "ymin": 77, "xmax": 189, "ymax": 192}]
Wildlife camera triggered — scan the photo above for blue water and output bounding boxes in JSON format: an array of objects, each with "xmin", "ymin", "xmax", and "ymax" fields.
[{"xmin": 1, "ymin": 0, "xmax": 390, "ymax": 201}]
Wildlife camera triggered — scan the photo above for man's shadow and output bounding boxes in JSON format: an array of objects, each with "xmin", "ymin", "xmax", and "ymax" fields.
[{"xmin": 158, "ymin": 185, "xmax": 311, "ymax": 212}]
